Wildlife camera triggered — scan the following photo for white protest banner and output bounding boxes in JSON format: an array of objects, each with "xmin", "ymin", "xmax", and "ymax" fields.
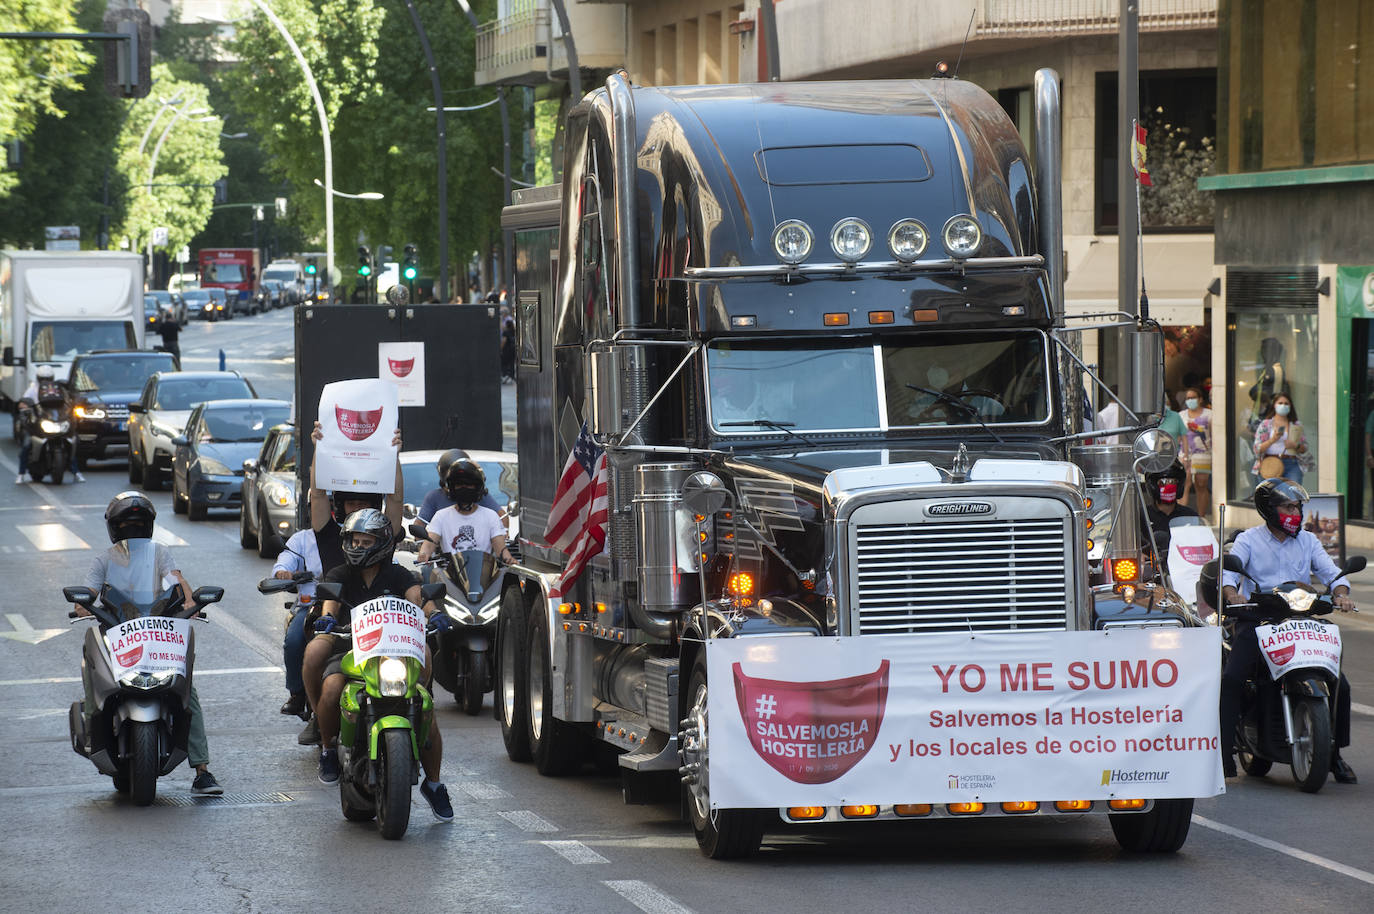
[
  {"xmin": 316, "ymin": 379, "xmax": 399, "ymax": 494},
  {"xmin": 350, "ymin": 596, "xmax": 426, "ymax": 664},
  {"xmin": 1256, "ymin": 618, "xmax": 1341, "ymax": 680},
  {"xmin": 706, "ymin": 628, "xmax": 1223, "ymax": 809},
  {"xmin": 1168, "ymin": 524, "xmax": 1218, "ymax": 609},
  {"xmin": 105, "ymin": 617, "xmax": 192, "ymax": 679},
  {"xmin": 378, "ymin": 341, "xmax": 426, "ymax": 407}
]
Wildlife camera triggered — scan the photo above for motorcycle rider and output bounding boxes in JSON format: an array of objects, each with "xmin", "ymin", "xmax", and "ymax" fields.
[
  {"xmin": 303, "ymin": 507, "xmax": 455, "ymax": 820},
  {"xmin": 414, "ymin": 449, "xmax": 506, "ymax": 540},
  {"xmin": 271, "ymin": 528, "xmax": 323, "ymax": 719},
  {"xmin": 80, "ymin": 492, "xmax": 222, "ymax": 795},
  {"xmin": 1140, "ymin": 460, "xmax": 1198, "ymax": 557},
  {"xmin": 418, "ymin": 459, "xmax": 512, "ymax": 568},
  {"xmin": 14, "ymin": 365, "xmax": 84, "ymax": 484},
  {"xmin": 1220, "ymin": 479, "xmax": 1358, "ymax": 783}
]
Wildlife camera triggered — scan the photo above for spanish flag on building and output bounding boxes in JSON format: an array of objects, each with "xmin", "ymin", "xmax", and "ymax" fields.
[{"xmin": 1133, "ymin": 122, "xmax": 1152, "ymax": 187}]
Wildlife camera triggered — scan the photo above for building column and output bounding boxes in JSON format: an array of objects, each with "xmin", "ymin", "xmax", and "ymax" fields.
[{"xmin": 1318, "ymin": 262, "xmax": 1338, "ymax": 492}]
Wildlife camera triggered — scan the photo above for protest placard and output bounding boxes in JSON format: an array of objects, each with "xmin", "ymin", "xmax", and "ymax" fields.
[{"xmin": 316, "ymin": 378, "xmax": 399, "ymax": 494}]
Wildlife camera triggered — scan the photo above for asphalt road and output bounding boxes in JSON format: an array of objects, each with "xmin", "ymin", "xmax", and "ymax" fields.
[{"xmin": 2, "ymin": 308, "xmax": 1372, "ymax": 912}]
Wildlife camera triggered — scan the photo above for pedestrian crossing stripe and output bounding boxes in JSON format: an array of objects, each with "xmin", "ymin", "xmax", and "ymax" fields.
[
  {"xmin": 9, "ymin": 524, "xmax": 189, "ymax": 552},
  {"xmin": 151, "ymin": 527, "xmax": 189, "ymax": 547}
]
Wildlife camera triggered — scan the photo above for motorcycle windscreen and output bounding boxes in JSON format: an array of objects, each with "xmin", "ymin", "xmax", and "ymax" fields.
[{"xmin": 101, "ymin": 539, "xmax": 170, "ymax": 620}]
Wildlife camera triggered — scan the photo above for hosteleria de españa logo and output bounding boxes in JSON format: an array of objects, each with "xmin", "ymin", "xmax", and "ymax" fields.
[
  {"xmin": 335, "ymin": 404, "xmax": 383, "ymax": 442},
  {"xmin": 733, "ymin": 660, "xmax": 889, "ymax": 784}
]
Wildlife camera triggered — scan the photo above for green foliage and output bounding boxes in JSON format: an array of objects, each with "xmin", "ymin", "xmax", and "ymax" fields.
[{"xmin": 0, "ymin": 0, "xmax": 95, "ymax": 197}]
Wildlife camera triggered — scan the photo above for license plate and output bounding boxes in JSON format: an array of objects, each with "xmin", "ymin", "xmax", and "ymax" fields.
[{"xmin": 116, "ymin": 421, "xmax": 127, "ymax": 432}]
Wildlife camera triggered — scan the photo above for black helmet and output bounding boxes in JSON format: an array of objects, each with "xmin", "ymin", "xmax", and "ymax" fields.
[
  {"xmin": 1144, "ymin": 460, "xmax": 1186, "ymax": 487},
  {"xmin": 1254, "ymin": 478, "xmax": 1308, "ymax": 536},
  {"xmin": 443, "ymin": 458, "xmax": 486, "ymax": 509},
  {"xmin": 330, "ymin": 490, "xmax": 384, "ymax": 525},
  {"xmin": 340, "ymin": 508, "xmax": 395, "ymax": 568},
  {"xmin": 105, "ymin": 491, "xmax": 156, "ymax": 543},
  {"xmin": 436, "ymin": 449, "xmax": 470, "ymax": 479}
]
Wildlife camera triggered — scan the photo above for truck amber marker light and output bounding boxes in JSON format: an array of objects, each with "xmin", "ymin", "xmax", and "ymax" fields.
[{"xmin": 1110, "ymin": 557, "xmax": 1140, "ymax": 582}]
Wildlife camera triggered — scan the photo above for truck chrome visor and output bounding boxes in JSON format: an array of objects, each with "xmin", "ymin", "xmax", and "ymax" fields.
[{"xmin": 706, "ymin": 330, "xmax": 1051, "ymax": 435}]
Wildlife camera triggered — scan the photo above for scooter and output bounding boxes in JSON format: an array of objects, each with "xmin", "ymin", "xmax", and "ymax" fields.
[
  {"xmin": 1222, "ymin": 552, "xmax": 1365, "ymax": 793},
  {"xmin": 432, "ymin": 548, "xmax": 504, "ymax": 716},
  {"xmin": 258, "ymin": 570, "xmax": 317, "ymax": 723},
  {"xmin": 313, "ymin": 579, "xmax": 445, "ymax": 839},
  {"xmin": 20, "ymin": 398, "xmax": 73, "ymax": 484},
  {"xmin": 64, "ymin": 556, "xmax": 225, "ymax": 806}
]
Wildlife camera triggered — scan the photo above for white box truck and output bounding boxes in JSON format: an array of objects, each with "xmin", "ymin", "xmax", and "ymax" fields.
[{"xmin": 1, "ymin": 250, "xmax": 145, "ymax": 420}]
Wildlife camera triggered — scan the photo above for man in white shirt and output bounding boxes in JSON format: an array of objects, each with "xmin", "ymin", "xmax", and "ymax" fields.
[
  {"xmin": 1220, "ymin": 478, "xmax": 1357, "ymax": 782},
  {"xmin": 419, "ymin": 459, "xmax": 511, "ymax": 566},
  {"xmin": 272, "ymin": 528, "xmax": 323, "ymax": 720}
]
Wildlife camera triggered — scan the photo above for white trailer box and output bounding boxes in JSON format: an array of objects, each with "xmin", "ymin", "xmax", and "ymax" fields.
[{"xmin": 0, "ymin": 250, "xmax": 145, "ymax": 408}]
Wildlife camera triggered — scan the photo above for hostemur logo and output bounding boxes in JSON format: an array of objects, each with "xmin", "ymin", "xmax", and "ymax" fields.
[{"xmin": 335, "ymin": 404, "xmax": 383, "ymax": 441}]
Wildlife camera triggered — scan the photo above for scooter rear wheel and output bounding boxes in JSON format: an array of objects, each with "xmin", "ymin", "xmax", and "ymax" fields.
[{"xmin": 1290, "ymin": 695, "xmax": 1332, "ymax": 793}]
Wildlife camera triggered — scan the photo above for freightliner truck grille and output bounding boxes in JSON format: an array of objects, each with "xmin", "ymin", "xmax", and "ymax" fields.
[{"xmin": 851, "ymin": 507, "xmax": 1070, "ymax": 635}]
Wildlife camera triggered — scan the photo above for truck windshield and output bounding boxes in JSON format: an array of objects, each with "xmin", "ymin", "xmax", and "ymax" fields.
[
  {"xmin": 204, "ymin": 263, "xmax": 246, "ymax": 284},
  {"xmin": 30, "ymin": 321, "xmax": 137, "ymax": 362},
  {"xmin": 706, "ymin": 331, "xmax": 1050, "ymax": 435}
]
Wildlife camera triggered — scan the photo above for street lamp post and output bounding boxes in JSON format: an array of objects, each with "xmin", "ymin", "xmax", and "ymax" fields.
[
  {"xmin": 312, "ymin": 178, "xmax": 384, "ymax": 201},
  {"xmin": 145, "ymin": 108, "xmax": 215, "ymax": 289}
]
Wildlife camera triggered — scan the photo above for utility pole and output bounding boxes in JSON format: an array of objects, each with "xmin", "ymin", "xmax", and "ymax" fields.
[{"xmin": 1117, "ymin": 0, "xmax": 1141, "ymax": 398}]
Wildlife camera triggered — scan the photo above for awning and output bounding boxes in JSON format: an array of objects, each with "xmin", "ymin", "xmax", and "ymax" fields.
[{"xmin": 1063, "ymin": 235, "xmax": 1215, "ymax": 326}]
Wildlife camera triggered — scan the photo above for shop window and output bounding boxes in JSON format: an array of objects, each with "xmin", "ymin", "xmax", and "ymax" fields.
[
  {"xmin": 1226, "ymin": 308, "xmax": 1320, "ymax": 502},
  {"xmin": 1096, "ymin": 70, "xmax": 1217, "ymax": 233},
  {"xmin": 1350, "ymin": 319, "xmax": 1374, "ymax": 521}
]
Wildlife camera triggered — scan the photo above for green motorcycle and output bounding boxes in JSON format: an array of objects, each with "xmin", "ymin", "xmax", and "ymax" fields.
[{"xmin": 315, "ymin": 581, "xmax": 444, "ymax": 839}]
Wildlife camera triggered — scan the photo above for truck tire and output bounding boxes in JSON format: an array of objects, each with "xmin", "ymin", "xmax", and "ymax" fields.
[
  {"xmin": 1290, "ymin": 695, "xmax": 1331, "ymax": 793},
  {"xmin": 375, "ymin": 729, "xmax": 413, "ymax": 840},
  {"xmin": 498, "ymin": 586, "xmax": 531, "ymax": 762},
  {"xmin": 1109, "ymin": 797, "xmax": 1193, "ymax": 853},
  {"xmin": 129, "ymin": 720, "xmax": 159, "ymax": 807},
  {"xmin": 682, "ymin": 654, "xmax": 765, "ymax": 859},
  {"xmin": 525, "ymin": 608, "xmax": 584, "ymax": 775}
]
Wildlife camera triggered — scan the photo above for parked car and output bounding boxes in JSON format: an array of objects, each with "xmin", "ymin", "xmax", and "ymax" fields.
[
  {"xmin": 66, "ymin": 349, "xmax": 178, "ymax": 468},
  {"xmin": 127, "ymin": 370, "xmax": 258, "ymax": 490},
  {"xmin": 184, "ymin": 288, "xmax": 219, "ymax": 321},
  {"xmin": 172, "ymin": 399, "xmax": 291, "ymax": 520},
  {"xmin": 146, "ymin": 289, "xmax": 188, "ymax": 327},
  {"xmin": 240, "ymin": 422, "xmax": 298, "ymax": 557}
]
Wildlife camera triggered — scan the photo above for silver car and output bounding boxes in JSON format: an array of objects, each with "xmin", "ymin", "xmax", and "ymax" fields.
[{"xmin": 240, "ymin": 423, "xmax": 298, "ymax": 557}]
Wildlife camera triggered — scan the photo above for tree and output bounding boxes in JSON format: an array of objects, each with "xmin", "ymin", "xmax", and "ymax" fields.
[{"xmin": 0, "ymin": 0, "xmax": 93, "ymax": 197}]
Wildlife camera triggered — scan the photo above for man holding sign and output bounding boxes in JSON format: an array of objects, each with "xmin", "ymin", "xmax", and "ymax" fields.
[{"xmin": 304, "ymin": 508, "xmax": 455, "ymax": 821}]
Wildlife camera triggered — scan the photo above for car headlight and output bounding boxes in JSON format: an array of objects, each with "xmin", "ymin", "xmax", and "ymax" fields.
[
  {"xmin": 198, "ymin": 456, "xmax": 234, "ymax": 476},
  {"xmin": 73, "ymin": 405, "xmax": 106, "ymax": 419},
  {"xmin": 40, "ymin": 419, "xmax": 70, "ymax": 434},
  {"xmin": 379, "ymin": 657, "xmax": 409, "ymax": 696},
  {"xmin": 262, "ymin": 482, "xmax": 295, "ymax": 507},
  {"xmin": 150, "ymin": 422, "xmax": 179, "ymax": 439},
  {"xmin": 203, "ymin": 304, "xmax": 214, "ymax": 311},
  {"xmin": 117, "ymin": 669, "xmax": 176, "ymax": 689}
]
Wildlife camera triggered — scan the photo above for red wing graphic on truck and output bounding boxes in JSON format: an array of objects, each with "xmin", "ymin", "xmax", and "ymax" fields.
[{"xmin": 733, "ymin": 660, "xmax": 889, "ymax": 784}]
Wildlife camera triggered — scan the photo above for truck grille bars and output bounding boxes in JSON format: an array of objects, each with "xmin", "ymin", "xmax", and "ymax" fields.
[{"xmin": 852, "ymin": 516, "xmax": 1070, "ymax": 634}]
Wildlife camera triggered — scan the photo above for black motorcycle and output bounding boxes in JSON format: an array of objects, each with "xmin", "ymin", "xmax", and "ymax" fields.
[
  {"xmin": 20, "ymin": 397, "xmax": 74, "ymax": 483},
  {"xmin": 430, "ymin": 548, "xmax": 504, "ymax": 715},
  {"xmin": 64, "ymin": 556, "xmax": 225, "ymax": 805},
  {"xmin": 1222, "ymin": 553, "xmax": 1364, "ymax": 793}
]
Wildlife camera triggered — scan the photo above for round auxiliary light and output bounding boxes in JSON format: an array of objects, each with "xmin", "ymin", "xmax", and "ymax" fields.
[
  {"xmin": 830, "ymin": 218, "xmax": 872, "ymax": 263},
  {"xmin": 888, "ymin": 219, "xmax": 929, "ymax": 262},
  {"xmin": 772, "ymin": 220, "xmax": 813, "ymax": 265},
  {"xmin": 942, "ymin": 214, "xmax": 982, "ymax": 259}
]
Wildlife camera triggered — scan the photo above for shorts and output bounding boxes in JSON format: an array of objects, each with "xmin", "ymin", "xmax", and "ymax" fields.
[{"xmin": 313, "ymin": 635, "xmax": 349, "ymax": 680}]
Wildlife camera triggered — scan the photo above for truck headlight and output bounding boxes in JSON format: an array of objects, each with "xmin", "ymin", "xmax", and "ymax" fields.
[
  {"xmin": 379, "ymin": 657, "xmax": 408, "ymax": 696},
  {"xmin": 40, "ymin": 419, "xmax": 70, "ymax": 434},
  {"xmin": 772, "ymin": 220, "xmax": 813, "ymax": 264},
  {"xmin": 829, "ymin": 217, "xmax": 872, "ymax": 262},
  {"xmin": 888, "ymin": 219, "xmax": 929, "ymax": 262},
  {"xmin": 942, "ymin": 214, "xmax": 982, "ymax": 259}
]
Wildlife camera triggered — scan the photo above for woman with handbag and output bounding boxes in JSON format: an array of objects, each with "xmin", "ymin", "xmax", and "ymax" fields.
[
  {"xmin": 1251, "ymin": 394, "xmax": 1312, "ymax": 484},
  {"xmin": 1180, "ymin": 387, "xmax": 1212, "ymax": 517}
]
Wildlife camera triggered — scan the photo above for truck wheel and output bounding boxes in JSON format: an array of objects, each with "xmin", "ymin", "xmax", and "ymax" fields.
[
  {"xmin": 129, "ymin": 720, "xmax": 159, "ymax": 807},
  {"xmin": 682, "ymin": 654, "xmax": 765, "ymax": 859},
  {"xmin": 525, "ymin": 608, "xmax": 585, "ymax": 775},
  {"xmin": 375, "ymin": 729, "xmax": 413, "ymax": 840},
  {"xmin": 498, "ymin": 587, "xmax": 531, "ymax": 762},
  {"xmin": 1290, "ymin": 695, "xmax": 1332, "ymax": 793},
  {"xmin": 1110, "ymin": 797, "xmax": 1192, "ymax": 853}
]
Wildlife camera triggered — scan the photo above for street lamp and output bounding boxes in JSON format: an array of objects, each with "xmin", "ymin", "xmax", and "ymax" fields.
[
  {"xmin": 312, "ymin": 178, "xmax": 384, "ymax": 200},
  {"xmin": 146, "ymin": 109, "xmax": 217, "ymax": 287},
  {"xmin": 221, "ymin": 131, "xmax": 248, "ymax": 139}
]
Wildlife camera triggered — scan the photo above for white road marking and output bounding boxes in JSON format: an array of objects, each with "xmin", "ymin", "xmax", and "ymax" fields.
[
  {"xmin": 14, "ymin": 708, "xmax": 67, "ymax": 721},
  {"xmin": 1193, "ymin": 815, "xmax": 1374, "ymax": 886},
  {"xmin": 151, "ymin": 527, "xmax": 189, "ymax": 547},
  {"xmin": 541, "ymin": 840, "xmax": 609, "ymax": 865},
  {"xmin": 603, "ymin": 881, "xmax": 696, "ymax": 914},
  {"xmin": 0, "ymin": 613, "xmax": 68, "ymax": 644},
  {"xmin": 456, "ymin": 781, "xmax": 510, "ymax": 800},
  {"xmin": 1353, "ymin": 702, "xmax": 1374, "ymax": 717},
  {"xmin": 17, "ymin": 523, "xmax": 89, "ymax": 552},
  {"xmin": 0, "ymin": 665, "xmax": 281, "ymax": 687},
  {"xmin": 497, "ymin": 810, "xmax": 559, "ymax": 833}
]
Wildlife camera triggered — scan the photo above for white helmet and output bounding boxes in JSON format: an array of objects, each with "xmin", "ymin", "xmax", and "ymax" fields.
[{"xmin": 35, "ymin": 365, "xmax": 55, "ymax": 382}]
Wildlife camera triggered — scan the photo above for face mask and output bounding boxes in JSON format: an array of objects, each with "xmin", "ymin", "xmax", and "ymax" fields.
[
  {"xmin": 1157, "ymin": 481, "xmax": 1178, "ymax": 503},
  {"xmin": 1185, "ymin": 398, "xmax": 1199, "ymax": 410},
  {"xmin": 1275, "ymin": 403, "xmax": 1291, "ymax": 417},
  {"xmin": 1277, "ymin": 511, "xmax": 1302, "ymax": 536}
]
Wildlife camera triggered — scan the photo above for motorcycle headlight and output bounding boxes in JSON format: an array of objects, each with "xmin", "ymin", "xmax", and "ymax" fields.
[
  {"xmin": 118, "ymin": 669, "xmax": 176, "ymax": 689},
  {"xmin": 40, "ymin": 419, "xmax": 69, "ymax": 434},
  {"xmin": 379, "ymin": 657, "xmax": 409, "ymax": 697},
  {"xmin": 478, "ymin": 597, "xmax": 502, "ymax": 624},
  {"xmin": 1279, "ymin": 588, "xmax": 1317, "ymax": 614},
  {"xmin": 198, "ymin": 456, "xmax": 234, "ymax": 476},
  {"xmin": 73, "ymin": 405, "xmax": 106, "ymax": 419}
]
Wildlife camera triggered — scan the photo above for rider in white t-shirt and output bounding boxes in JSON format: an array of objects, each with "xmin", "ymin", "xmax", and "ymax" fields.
[{"xmin": 419, "ymin": 459, "xmax": 512, "ymax": 565}]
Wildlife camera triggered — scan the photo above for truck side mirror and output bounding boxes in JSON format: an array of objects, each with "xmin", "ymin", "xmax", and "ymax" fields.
[{"xmin": 2, "ymin": 346, "xmax": 21, "ymax": 367}]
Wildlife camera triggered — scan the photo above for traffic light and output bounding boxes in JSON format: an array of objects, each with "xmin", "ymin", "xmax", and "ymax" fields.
[
  {"xmin": 305, "ymin": 257, "xmax": 317, "ymax": 276},
  {"xmin": 357, "ymin": 246, "xmax": 373, "ymax": 278},
  {"xmin": 402, "ymin": 244, "xmax": 418, "ymax": 282}
]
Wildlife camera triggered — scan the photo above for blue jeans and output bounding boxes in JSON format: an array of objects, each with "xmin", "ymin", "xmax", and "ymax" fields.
[
  {"xmin": 1281, "ymin": 456, "xmax": 1304, "ymax": 484},
  {"xmin": 283, "ymin": 606, "xmax": 309, "ymax": 695}
]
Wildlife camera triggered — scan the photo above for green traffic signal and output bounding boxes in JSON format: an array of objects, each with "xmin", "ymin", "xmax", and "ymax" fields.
[
  {"xmin": 305, "ymin": 259, "xmax": 317, "ymax": 275},
  {"xmin": 402, "ymin": 264, "xmax": 417, "ymax": 281},
  {"xmin": 358, "ymin": 264, "xmax": 372, "ymax": 277}
]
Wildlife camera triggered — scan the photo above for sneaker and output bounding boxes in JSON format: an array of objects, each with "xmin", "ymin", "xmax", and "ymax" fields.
[
  {"xmin": 297, "ymin": 716, "xmax": 320, "ymax": 746},
  {"xmin": 318, "ymin": 748, "xmax": 339, "ymax": 783},
  {"xmin": 191, "ymin": 770, "xmax": 223, "ymax": 795},
  {"xmin": 419, "ymin": 780, "xmax": 454, "ymax": 821},
  {"xmin": 73, "ymin": 472, "xmax": 86, "ymax": 483},
  {"xmin": 280, "ymin": 692, "xmax": 307, "ymax": 717},
  {"xmin": 14, "ymin": 473, "xmax": 30, "ymax": 484}
]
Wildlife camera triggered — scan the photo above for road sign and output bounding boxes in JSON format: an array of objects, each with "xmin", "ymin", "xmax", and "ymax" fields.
[{"xmin": 152, "ymin": 226, "xmax": 169, "ymax": 246}]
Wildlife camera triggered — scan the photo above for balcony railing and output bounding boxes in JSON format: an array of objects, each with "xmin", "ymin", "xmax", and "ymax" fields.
[
  {"xmin": 977, "ymin": 0, "xmax": 1216, "ymax": 36},
  {"xmin": 474, "ymin": 5, "xmax": 550, "ymax": 79}
]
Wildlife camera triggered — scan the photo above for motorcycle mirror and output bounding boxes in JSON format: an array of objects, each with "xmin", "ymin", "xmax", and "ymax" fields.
[
  {"xmin": 420, "ymin": 582, "xmax": 446, "ymax": 605},
  {"xmin": 315, "ymin": 581, "xmax": 343, "ymax": 603},
  {"xmin": 257, "ymin": 577, "xmax": 294, "ymax": 594},
  {"xmin": 193, "ymin": 585, "xmax": 225, "ymax": 605},
  {"xmin": 62, "ymin": 585, "xmax": 96, "ymax": 607},
  {"xmin": 1222, "ymin": 554, "xmax": 1248, "ymax": 575},
  {"xmin": 1343, "ymin": 555, "xmax": 1366, "ymax": 576},
  {"xmin": 408, "ymin": 521, "xmax": 428, "ymax": 541},
  {"xmin": 294, "ymin": 570, "xmax": 315, "ymax": 584},
  {"xmin": 402, "ymin": 502, "xmax": 418, "ymax": 520}
]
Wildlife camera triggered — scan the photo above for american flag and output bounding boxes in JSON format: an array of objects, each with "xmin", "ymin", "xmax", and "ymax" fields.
[{"xmin": 544, "ymin": 422, "xmax": 608, "ymax": 597}]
